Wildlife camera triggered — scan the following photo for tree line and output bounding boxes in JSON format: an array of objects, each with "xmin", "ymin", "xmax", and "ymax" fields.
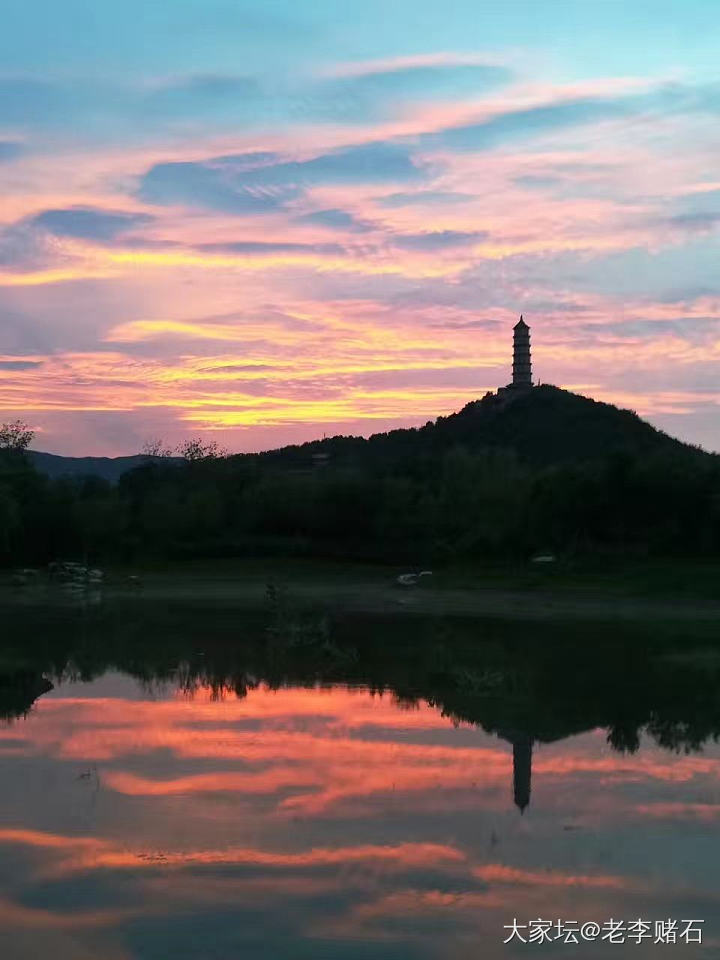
[{"xmin": 2, "ymin": 417, "xmax": 720, "ymax": 567}]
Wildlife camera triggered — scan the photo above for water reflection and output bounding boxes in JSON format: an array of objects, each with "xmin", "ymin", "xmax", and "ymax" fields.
[{"xmin": 1, "ymin": 601, "xmax": 720, "ymax": 958}]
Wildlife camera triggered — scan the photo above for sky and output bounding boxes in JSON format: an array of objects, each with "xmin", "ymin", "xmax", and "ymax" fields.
[{"xmin": 1, "ymin": 0, "xmax": 720, "ymax": 456}]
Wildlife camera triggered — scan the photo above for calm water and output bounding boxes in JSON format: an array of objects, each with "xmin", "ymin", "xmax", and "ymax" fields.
[{"xmin": 1, "ymin": 600, "xmax": 720, "ymax": 958}]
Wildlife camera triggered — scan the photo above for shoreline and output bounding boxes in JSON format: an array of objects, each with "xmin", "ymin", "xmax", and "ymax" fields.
[{"xmin": 4, "ymin": 567, "xmax": 720, "ymax": 623}]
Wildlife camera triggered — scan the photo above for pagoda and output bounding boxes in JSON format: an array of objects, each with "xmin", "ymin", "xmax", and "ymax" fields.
[{"xmin": 512, "ymin": 315, "xmax": 532, "ymax": 388}]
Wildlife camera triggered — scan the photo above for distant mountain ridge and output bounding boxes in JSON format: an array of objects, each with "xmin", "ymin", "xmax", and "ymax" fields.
[{"xmin": 28, "ymin": 451, "xmax": 180, "ymax": 483}]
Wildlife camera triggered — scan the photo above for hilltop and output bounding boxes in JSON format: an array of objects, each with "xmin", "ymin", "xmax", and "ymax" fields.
[
  {"xmin": 26, "ymin": 386, "xmax": 712, "ymax": 483},
  {"xmin": 253, "ymin": 385, "xmax": 711, "ymax": 470}
]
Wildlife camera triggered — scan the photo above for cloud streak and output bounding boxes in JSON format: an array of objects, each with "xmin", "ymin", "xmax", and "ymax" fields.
[{"xmin": 138, "ymin": 142, "xmax": 428, "ymax": 214}]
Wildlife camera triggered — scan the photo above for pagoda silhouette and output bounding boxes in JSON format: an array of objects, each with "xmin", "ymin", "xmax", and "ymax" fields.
[{"xmin": 487, "ymin": 315, "xmax": 535, "ymax": 404}]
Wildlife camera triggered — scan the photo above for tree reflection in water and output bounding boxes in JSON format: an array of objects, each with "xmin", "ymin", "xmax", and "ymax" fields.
[{"xmin": 3, "ymin": 598, "xmax": 720, "ymax": 815}]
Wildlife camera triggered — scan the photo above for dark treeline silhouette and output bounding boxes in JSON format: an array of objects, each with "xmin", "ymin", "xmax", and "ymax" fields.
[{"xmin": 3, "ymin": 386, "xmax": 720, "ymax": 566}]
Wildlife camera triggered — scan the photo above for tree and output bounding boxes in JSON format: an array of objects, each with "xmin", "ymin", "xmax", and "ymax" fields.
[
  {"xmin": 141, "ymin": 438, "xmax": 175, "ymax": 459},
  {"xmin": 0, "ymin": 420, "xmax": 34, "ymax": 452},
  {"xmin": 146, "ymin": 435, "xmax": 227, "ymax": 463},
  {"xmin": 0, "ymin": 422, "xmax": 44, "ymax": 563},
  {"xmin": 177, "ymin": 437, "xmax": 227, "ymax": 462}
]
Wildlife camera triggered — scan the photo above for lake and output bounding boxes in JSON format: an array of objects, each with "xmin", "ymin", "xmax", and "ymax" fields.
[{"xmin": 1, "ymin": 595, "xmax": 719, "ymax": 958}]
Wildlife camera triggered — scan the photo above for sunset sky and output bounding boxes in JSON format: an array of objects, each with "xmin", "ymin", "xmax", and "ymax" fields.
[{"xmin": 1, "ymin": 0, "xmax": 720, "ymax": 456}]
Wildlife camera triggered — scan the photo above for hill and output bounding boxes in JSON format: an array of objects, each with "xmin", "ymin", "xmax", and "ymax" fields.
[
  {"xmin": 423, "ymin": 385, "xmax": 708, "ymax": 465},
  {"xmin": 27, "ymin": 386, "xmax": 711, "ymax": 481},
  {"xmin": 253, "ymin": 385, "xmax": 711, "ymax": 470}
]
